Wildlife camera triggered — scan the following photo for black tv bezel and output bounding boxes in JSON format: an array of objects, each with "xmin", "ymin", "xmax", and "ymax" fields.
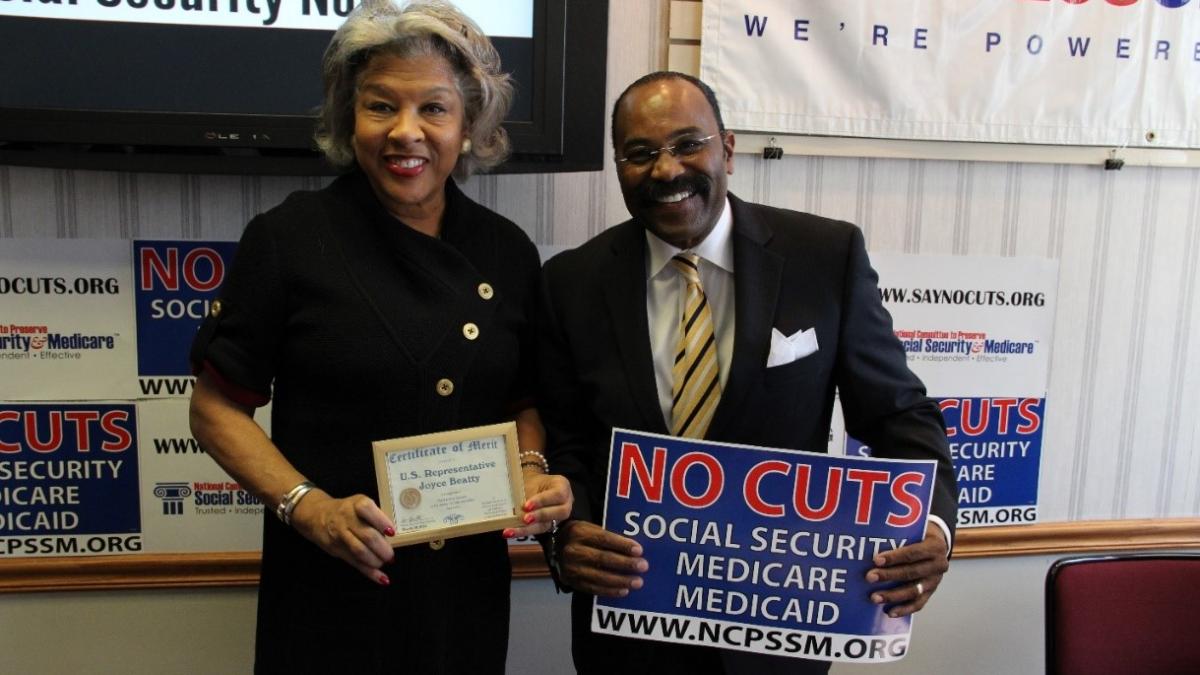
[{"xmin": 0, "ymin": 0, "xmax": 606, "ymax": 176}]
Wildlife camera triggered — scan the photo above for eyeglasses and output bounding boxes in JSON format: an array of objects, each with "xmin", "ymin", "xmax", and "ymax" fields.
[{"xmin": 616, "ymin": 133, "xmax": 720, "ymax": 166}]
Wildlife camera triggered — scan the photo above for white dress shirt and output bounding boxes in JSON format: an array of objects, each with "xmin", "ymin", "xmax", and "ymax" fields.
[{"xmin": 645, "ymin": 198, "xmax": 735, "ymax": 426}]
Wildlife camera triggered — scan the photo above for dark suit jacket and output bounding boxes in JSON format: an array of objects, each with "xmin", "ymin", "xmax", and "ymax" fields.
[{"xmin": 538, "ymin": 193, "xmax": 957, "ymax": 674}]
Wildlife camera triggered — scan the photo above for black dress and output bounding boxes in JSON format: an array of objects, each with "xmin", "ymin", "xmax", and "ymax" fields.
[{"xmin": 190, "ymin": 171, "xmax": 541, "ymax": 674}]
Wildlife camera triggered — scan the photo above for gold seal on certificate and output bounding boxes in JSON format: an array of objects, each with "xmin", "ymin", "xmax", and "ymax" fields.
[
  {"xmin": 399, "ymin": 488, "xmax": 421, "ymax": 510},
  {"xmin": 372, "ymin": 422, "xmax": 525, "ymax": 546}
]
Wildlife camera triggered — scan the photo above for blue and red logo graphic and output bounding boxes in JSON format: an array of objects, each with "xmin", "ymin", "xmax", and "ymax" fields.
[
  {"xmin": 153, "ymin": 482, "xmax": 192, "ymax": 516},
  {"xmin": 1026, "ymin": 0, "xmax": 1192, "ymax": 7}
]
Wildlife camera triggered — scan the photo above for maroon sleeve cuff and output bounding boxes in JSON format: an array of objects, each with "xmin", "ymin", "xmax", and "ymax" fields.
[{"xmin": 202, "ymin": 360, "xmax": 270, "ymax": 408}]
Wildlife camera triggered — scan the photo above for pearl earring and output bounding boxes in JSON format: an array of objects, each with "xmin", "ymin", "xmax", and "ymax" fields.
[{"xmin": 461, "ymin": 138, "xmax": 472, "ymax": 154}]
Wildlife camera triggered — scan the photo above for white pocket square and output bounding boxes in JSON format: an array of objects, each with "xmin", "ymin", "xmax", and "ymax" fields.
[{"xmin": 766, "ymin": 327, "xmax": 819, "ymax": 368}]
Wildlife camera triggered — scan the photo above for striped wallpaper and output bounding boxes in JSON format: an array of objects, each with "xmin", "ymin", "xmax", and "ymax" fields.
[{"xmin": 1, "ymin": 0, "xmax": 1196, "ymax": 525}]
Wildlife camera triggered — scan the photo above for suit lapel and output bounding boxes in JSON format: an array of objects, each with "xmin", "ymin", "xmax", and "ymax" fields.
[
  {"xmin": 602, "ymin": 223, "xmax": 670, "ymax": 434},
  {"xmin": 709, "ymin": 195, "xmax": 783, "ymax": 438}
]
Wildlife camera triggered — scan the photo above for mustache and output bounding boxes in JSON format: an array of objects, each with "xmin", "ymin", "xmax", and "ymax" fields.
[{"xmin": 640, "ymin": 174, "xmax": 710, "ymax": 202}]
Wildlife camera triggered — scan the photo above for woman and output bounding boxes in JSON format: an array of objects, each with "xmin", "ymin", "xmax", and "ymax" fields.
[{"xmin": 187, "ymin": 1, "xmax": 571, "ymax": 672}]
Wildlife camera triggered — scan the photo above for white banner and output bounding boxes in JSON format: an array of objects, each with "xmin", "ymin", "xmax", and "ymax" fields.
[
  {"xmin": 0, "ymin": 0, "xmax": 533, "ymax": 36},
  {"xmin": 701, "ymin": 0, "xmax": 1200, "ymax": 148}
]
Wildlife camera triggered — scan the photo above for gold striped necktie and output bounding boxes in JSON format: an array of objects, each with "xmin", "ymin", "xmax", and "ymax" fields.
[{"xmin": 670, "ymin": 253, "xmax": 721, "ymax": 439}]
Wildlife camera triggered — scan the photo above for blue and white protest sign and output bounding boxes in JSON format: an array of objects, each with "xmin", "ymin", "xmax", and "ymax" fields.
[
  {"xmin": 133, "ymin": 240, "xmax": 237, "ymax": 398},
  {"xmin": 595, "ymin": 429, "xmax": 935, "ymax": 664},
  {"xmin": 941, "ymin": 397, "xmax": 1044, "ymax": 527},
  {"xmin": 0, "ymin": 403, "xmax": 142, "ymax": 557}
]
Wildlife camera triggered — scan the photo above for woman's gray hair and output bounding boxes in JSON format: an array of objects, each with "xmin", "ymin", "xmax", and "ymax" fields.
[{"xmin": 314, "ymin": 0, "xmax": 514, "ymax": 179}]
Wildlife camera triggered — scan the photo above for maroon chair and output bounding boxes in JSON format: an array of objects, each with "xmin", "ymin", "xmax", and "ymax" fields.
[{"xmin": 1045, "ymin": 553, "xmax": 1200, "ymax": 675}]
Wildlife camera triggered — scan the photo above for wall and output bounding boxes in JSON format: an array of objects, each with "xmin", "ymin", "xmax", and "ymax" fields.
[
  {"xmin": 0, "ymin": 580, "xmax": 573, "ymax": 674},
  {"xmin": 6, "ymin": 553, "xmax": 1149, "ymax": 674},
  {"xmin": 725, "ymin": 155, "xmax": 1200, "ymax": 523},
  {"xmin": 1, "ymin": 0, "xmax": 1197, "ymax": 672}
]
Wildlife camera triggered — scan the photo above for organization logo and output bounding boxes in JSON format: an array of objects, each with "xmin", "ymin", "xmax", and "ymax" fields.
[
  {"xmin": 894, "ymin": 329, "xmax": 1037, "ymax": 363},
  {"xmin": 191, "ymin": 480, "xmax": 262, "ymax": 516},
  {"xmin": 0, "ymin": 323, "xmax": 118, "ymax": 361},
  {"xmin": 153, "ymin": 482, "xmax": 192, "ymax": 516}
]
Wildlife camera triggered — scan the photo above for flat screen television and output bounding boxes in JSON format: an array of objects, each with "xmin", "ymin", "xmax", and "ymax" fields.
[{"xmin": 0, "ymin": 0, "xmax": 607, "ymax": 175}]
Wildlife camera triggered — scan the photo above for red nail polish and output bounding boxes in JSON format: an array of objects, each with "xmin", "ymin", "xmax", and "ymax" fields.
[
  {"xmin": 378, "ymin": 574, "xmax": 390, "ymax": 586},
  {"xmin": 523, "ymin": 513, "xmax": 535, "ymax": 524},
  {"xmin": 503, "ymin": 529, "xmax": 515, "ymax": 538},
  {"xmin": 384, "ymin": 526, "xmax": 396, "ymax": 537},
  {"xmin": 524, "ymin": 501, "xmax": 534, "ymax": 512}
]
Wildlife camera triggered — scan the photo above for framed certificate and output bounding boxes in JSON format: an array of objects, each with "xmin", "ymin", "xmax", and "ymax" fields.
[{"xmin": 372, "ymin": 422, "xmax": 526, "ymax": 547}]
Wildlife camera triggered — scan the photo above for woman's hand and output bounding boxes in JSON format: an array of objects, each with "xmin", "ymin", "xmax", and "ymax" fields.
[
  {"xmin": 289, "ymin": 489, "xmax": 398, "ymax": 586},
  {"xmin": 506, "ymin": 471, "xmax": 573, "ymax": 538}
]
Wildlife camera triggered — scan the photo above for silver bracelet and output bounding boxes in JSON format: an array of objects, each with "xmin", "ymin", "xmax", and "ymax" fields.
[
  {"xmin": 275, "ymin": 480, "xmax": 315, "ymax": 526},
  {"xmin": 519, "ymin": 450, "xmax": 549, "ymax": 474}
]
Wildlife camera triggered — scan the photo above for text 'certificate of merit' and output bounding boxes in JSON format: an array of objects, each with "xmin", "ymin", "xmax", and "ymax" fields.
[{"xmin": 372, "ymin": 421, "xmax": 525, "ymax": 546}]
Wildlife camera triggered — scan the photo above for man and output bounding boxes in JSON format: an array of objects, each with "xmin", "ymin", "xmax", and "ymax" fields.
[{"xmin": 538, "ymin": 72, "xmax": 957, "ymax": 675}]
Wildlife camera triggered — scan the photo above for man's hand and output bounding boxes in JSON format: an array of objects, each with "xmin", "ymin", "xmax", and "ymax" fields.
[
  {"xmin": 865, "ymin": 522, "xmax": 949, "ymax": 617},
  {"xmin": 556, "ymin": 520, "xmax": 648, "ymax": 597}
]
